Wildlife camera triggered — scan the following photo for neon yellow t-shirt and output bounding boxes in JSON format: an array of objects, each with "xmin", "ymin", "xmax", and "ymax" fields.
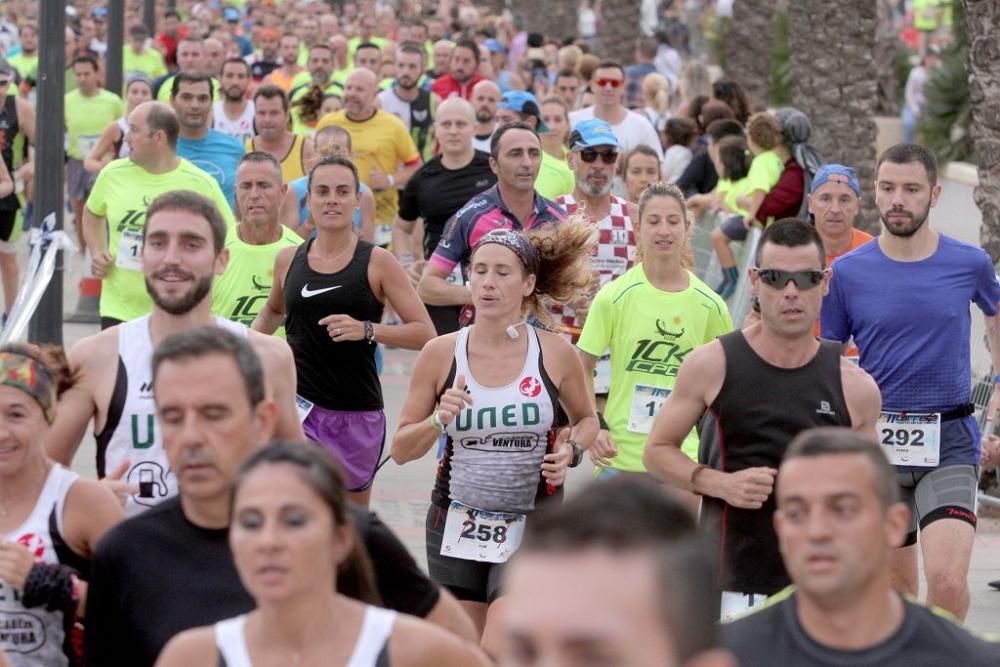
[
  {"xmin": 64, "ymin": 89, "xmax": 124, "ymax": 160},
  {"xmin": 86, "ymin": 158, "xmax": 237, "ymax": 322},
  {"xmin": 123, "ymin": 46, "xmax": 168, "ymax": 80},
  {"xmin": 315, "ymin": 110, "xmax": 420, "ymax": 238},
  {"xmin": 347, "ymin": 36, "xmax": 388, "ymax": 61},
  {"xmin": 535, "ymin": 151, "xmax": 575, "ymax": 200},
  {"xmin": 288, "ymin": 78, "xmax": 343, "ymax": 136},
  {"xmin": 577, "ymin": 265, "xmax": 733, "ymax": 470},
  {"xmin": 715, "ymin": 177, "xmax": 756, "ymax": 217},
  {"xmin": 745, "ymin": 149, "xmax": 784, "ymax": 197},
  {"xmin": 212, "ymin": 224, "xmax": 301, "ymax": 337},
  {"xmin": 7, "ymin": 52, "xmax": 37, "ymax": 83}
]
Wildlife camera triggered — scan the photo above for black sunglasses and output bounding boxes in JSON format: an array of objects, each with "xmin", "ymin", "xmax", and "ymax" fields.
[
  {"xmin": 755, "ymin": 268, "xmax": 826, "ymax": 290},
  {"xmin": 579, "ymin": 149, "xmax": 618, "ymax": 165}
]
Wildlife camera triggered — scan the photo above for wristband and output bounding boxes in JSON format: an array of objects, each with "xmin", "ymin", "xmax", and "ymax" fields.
[
  {"xmin": 690, "ymin": 463, "xmax": 709, "ymax": 495},
  {"xmin": 597, "ymin": 411, "xmax": 609, "ymax": 431},
  {"xmin": 22, "ymin": 563, "xmax": 78, "ymax": 615},
  {"xmin": 429, "ymin": 410, "xmax": 443, "ymax": 431},
  {"xmin": 363, "ymin": 320, "xmax": 376, "ymax": 344},
  {"xmin": 993, "ymin": 374, "xmax": 1000, "ymax": 384},
  {"xmin": 567, "ymin": 439, "xmax": 584, "ymax": 468}
]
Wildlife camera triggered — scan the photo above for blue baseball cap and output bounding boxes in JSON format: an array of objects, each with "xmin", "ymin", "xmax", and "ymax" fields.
[
  {"xmin": 811, "ymin": 164, "xmax": 860, "ymax": 196},
  {"xmin": 499, "ymin": 91, "xmax": 548, "ymax": 133},
  {"xmin": 91, "ymin": 6, "xmax": 108, "ymax": 19},
  {"xmin": 223, "ymin": 7, "xmax": 241, "ymax": 22},
  {"xmin": 484, "ymin": 38, "xmax": 507, "ymax": 55},
  {"xmin": 568, "ymin": 118, "xmax": 620, "ymax": 150}
]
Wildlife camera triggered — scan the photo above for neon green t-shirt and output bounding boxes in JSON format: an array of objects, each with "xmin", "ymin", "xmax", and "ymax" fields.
[
  {"xmin": 745, "ymin": 149, "xmax": 784, "ymax": 197},
  {"xmin": 715, "ymin": 177, "xmax": 756, "ymax": 217},
  {"xmin": 64, "ymin": 89, "xmax": 124, "ymax": 160},
  {"xmin": 535, "ymin": 151, "xmax": 575, "ymax": 200},
  {"xmin": 157, "ymin": 75, "xmax": 222, "ymax": 102},
  {"xmin": 212, "ymin": 224, "xmax": 301, "ymax": 337},
  {"xmin": 123, "ymin": 46, "xmax": 168, "ymax": 80},
  {"xmin": 577, "ymin": 265, "xmax": 733, "ymax": 470},
  {"xmin": 347, "ymin": 36, "xmax": 388, "ymax": 61},
  {"xmin": 7, "ymin": 52, "xmax": 37, "ymax": 83},
  {"xmin": 86, "ymin": 157, "xmax": 237, "ymax": 322}
]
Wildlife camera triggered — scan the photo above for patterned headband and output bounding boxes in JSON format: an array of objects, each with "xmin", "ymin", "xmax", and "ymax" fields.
[
  {"xmin": 473, "ymin": 229, "xmax": 540, "ymax": 276},
  {"xmin": 0, "ymin": 352, "xmax": 57, "ymax": 423}
]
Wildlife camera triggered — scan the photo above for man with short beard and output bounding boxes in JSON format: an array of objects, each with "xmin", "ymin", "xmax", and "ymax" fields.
[
  {"xmin": 378, "ymin": 42, "xmax": 435, "ymax": 159},
  {"xmin": 821, "ymin": 143, "xmax": 1000, "ymax": 623},
  {"xmin": 244, "ymin": 27, "xmax": 280, "ymax": 82},
  {"xmin": 430, "ymin": 39, "xmax": 483, "ymax": 101},
  {"xmin": 171, "ymin": 72, "xmax": 245, "ymax": 208},
  {"xmin": 470, "ymin": 79, "xmax": 500, "ymax": 152},
  {"xmin": 49, "ymin": 190, "xmax": 303, "ymax": 519},
  {"xmin": 213, "ymin": 58, "xmax": 255, "ymax": 142},
  {"xmin": 553, "ymin": 119, "xmax": 637, "ymax": 347}
]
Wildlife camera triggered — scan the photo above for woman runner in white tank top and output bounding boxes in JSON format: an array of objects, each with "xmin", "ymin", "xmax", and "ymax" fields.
[
  {"xmin": 156, "ymin": 443, "xmax": 490, "ymax": 667},
  {"xmin": 390, "ymin": 224, "xmax": 600, "ymax": 652},
  {"xmin": 0, "ymin": 345, "xmax": 122, "ymax": 667}
]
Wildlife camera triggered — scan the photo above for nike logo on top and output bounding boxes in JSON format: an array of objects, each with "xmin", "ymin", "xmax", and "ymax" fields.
[{"xmin": 301, "ymin": 284, "xmax": 342, "ymax": 298}]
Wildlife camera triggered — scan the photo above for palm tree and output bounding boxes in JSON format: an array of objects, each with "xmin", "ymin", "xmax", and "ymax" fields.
[
  {"xmin": 965, "ymin": 0, "xmax": 1000, "ymax": 262},
  {"xmin": 597, "ymin": 0, "xmax": 642, "ymax": 65},
  {"xmin": 875, "ymin": 0, "xmax": 900, "ymax": 115},
  {"xmin": 509, "ymin": 0, "xmax": 579, "ymax": 51},
  {"xmin": 725, "ymin": 0, "xmax": 776, "ymax": 111},
  {"xmin": 789, "ymin": 0, "xmax": 880, "ymax": 233}
]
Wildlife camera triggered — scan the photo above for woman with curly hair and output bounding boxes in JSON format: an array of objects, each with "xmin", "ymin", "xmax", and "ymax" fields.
[
  {"xmin": 0, "ymin": 345, "xmax": 122, "ymax": 666},
  {"xmin": 390, "ymin": 222, "xmax": 599, "ymax": 652}
]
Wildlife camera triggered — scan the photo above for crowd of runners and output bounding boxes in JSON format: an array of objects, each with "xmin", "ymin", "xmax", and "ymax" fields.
[{"xmin": 0, "ymin": 0, "xmax": 998, "ymax": 666}]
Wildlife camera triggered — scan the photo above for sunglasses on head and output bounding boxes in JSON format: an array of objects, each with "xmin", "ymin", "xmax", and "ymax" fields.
[
  {"xmin": 579, "ymin": 149, "xmax": 618, "ymax": 164},
  {"xmin": 755, "ymin": 268, "xmax": 826, "ymax": 289},
  {"xmin": 0, "ymin": 80, "xmax": 10, "ymax": 87},
  {"xmin": 594, "ymin": 77, "xmax": 622, "ymax": 88}
]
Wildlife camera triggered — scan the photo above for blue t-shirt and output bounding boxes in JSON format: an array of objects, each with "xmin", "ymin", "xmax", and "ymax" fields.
[
  {"xmin": 821, "ymin": 235, "xmax": 1000, "ymax": 464},
  {"xmin": 176, "ymin": 129, "xmax": 244, "ymax": 210}
]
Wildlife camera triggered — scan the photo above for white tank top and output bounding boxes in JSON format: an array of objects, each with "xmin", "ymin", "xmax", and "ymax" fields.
[
  {"xmin": 0, "ymin": 466, "xmax": 79, "ymax": 667},
  {"xmin": 97, "ymin": 315, "xmax": 248, "ymax": 517},
  {"xmin": 212, "ymin": 100, "xmax": 256, "ymax": 143},
  {"xmin": 444, "ymin": 325, "xmax": 558, "ymax": 513},
  {"xmin": 214, "ymin": 606, "xmax": 396, "ymax": 667},
  {"xmin": 116, "ymin": 117, "xmax": 131, "ymax": 158}
]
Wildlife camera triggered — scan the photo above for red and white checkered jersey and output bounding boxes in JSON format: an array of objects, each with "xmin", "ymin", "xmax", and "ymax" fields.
[{"xmin": 551, "ymin": 194, "xmax": 637, "ymax": 342}]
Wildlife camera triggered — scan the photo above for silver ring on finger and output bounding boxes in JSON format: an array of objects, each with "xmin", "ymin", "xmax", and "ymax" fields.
[{"xmin": 335, "ymin": 328, "xmax": 341, "ymax": 335}]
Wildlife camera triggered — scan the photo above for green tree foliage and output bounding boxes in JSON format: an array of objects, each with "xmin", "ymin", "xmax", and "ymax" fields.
[{"xmin": 918, "ymin": 0, "xmax": 975, "ymax": 163}]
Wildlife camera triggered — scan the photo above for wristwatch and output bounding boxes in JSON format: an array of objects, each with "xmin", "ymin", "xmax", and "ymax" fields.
[
  {"xmin": 363, "ymin": 320, "xmax": 376, "ymax": 344},
  {"xmin": 567, "ymin": 439, "xmax": 584, "ymax": 468}
]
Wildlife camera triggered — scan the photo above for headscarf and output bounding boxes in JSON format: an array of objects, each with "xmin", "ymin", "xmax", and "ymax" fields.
[{"xmin": 0, "ymin": 352, "xmax": 57, "ymax": 423}]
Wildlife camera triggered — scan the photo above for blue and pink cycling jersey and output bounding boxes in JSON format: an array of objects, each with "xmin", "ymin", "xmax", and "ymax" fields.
[{"xmin": 429, "ymin": 185, "xmax": 566, "ymax": 273}]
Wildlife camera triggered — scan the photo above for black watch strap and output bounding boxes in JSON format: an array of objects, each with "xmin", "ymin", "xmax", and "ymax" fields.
[{"xmin": 568, "ymin": 439, "xmax": 584, "ymax": 468}]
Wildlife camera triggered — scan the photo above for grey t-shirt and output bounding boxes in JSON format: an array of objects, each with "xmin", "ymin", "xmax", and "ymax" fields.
[{"xmin": 721, "ymin": 592, "xmax": 1000, "ymax": 667}]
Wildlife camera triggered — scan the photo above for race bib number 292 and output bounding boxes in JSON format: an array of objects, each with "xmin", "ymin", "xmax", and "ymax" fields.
[{"xmin": 877, "ymin": 411, "xmax": 940, "ymax": 467}]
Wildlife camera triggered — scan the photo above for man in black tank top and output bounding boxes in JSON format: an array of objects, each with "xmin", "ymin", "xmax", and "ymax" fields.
[{"xmin": 643, "ymin": 219, "xmax": 882, "ymax": 613}]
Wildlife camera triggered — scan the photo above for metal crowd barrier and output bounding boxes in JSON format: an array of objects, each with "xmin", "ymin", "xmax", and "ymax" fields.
[{"xmin": 689, "ymin": 211, "xmax": 760, "ymax": 326}]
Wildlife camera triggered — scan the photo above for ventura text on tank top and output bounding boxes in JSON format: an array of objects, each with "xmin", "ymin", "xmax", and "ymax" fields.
[
  {"xmin": 96, "ymin": 315, "xmax": 248, "ymax": 517},
  {"xmin": 706, "ymin": 331, "xmax": 851, "ymax": 595},
  {"xmin": 0, "ymin": 466, "xmax": 82, "ymax": 667},
  {"xmin": 432, "ymin": 326, "xmax": 559, "ymax": 514},
  {"xmin": 283, "ymin": 239, "xmax": 384, "ymax": 411}
]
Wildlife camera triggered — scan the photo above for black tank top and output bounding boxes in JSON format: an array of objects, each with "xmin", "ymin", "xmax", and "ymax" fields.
[
  {"xmin": 0, "ymin": 95, "xmax": 20, "ymax": 210},
  {"xmin": 705, "ymin": 330, "xmax": 851, "ymax": 595},
  {"xmin": 284, "ymin": 239, "xmax": 384, "ymax": 411}
]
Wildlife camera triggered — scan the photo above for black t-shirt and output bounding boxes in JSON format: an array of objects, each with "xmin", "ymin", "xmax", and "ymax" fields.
[
  {"xmin": 676, "ymin": 145, "xmax": 718, "ymax": 197},
  {"xmin": 397, "ymin": 150, "xmax": 496, "ymax": 259},
  {"xmin": 721, "ymin": 591, "xmax": 1000, "ymax": 666},
  {"xmin": 85, "ymin": 497, "xmax": 439, "ymax": 667}
]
